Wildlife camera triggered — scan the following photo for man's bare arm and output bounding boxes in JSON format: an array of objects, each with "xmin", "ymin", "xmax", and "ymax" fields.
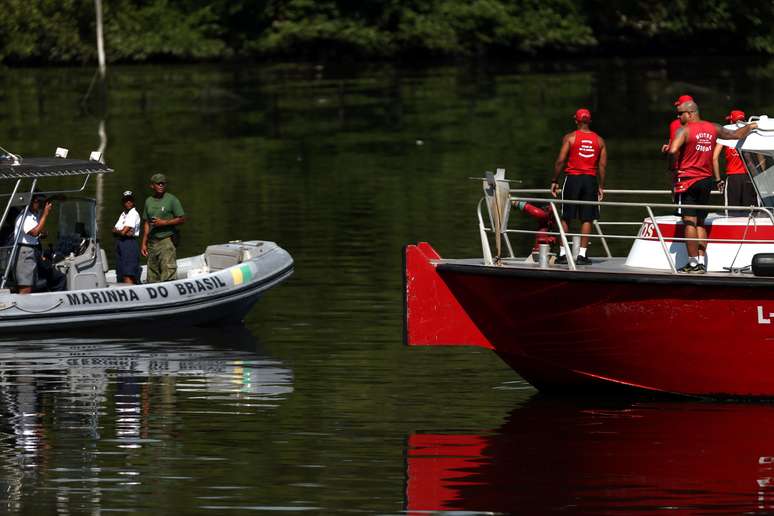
[
  {"xmin": 668, "ymin": 127, "xmax": 686, "ymax": 156},
  {"xmin": 718, "ymin": 122, "xmax": 758, "ymax": 140},
  {"xmin": 597, "ymin": 137, "xmax": 607, "ymax": 188},
  {"xmin": 552, "ymin": 134, "xmax": 572, "ymax": 181},
  {"xmin": 712, "ymin": 143, "xmax": 723, "ymax": 181},
  {"xmin": 667, "ymin": 127, "xmax": 687, "ymax": 169},
  {"xmin": 551, "ymin": 133, "xmax": 572, "ymax": 198}
]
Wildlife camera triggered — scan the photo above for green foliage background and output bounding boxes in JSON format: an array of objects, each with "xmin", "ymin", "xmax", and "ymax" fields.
[{"xmin": 1, "ymin": 0, "xmax": 772, "ymax": 64}]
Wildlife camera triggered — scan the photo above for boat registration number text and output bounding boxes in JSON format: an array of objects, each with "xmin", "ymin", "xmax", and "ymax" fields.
[{"xmin": 758, "ymin": 306, "xmax": 774, "ymax": 325}]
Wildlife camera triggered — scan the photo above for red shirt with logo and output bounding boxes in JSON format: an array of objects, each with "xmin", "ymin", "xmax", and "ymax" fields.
[
  {"xmin": 675, "ymin": 121, "xmax": 717, "ymax": 192},
  {"xmin": 724, "ymin": 146, "xmax": 745, "ymax": 175},
  {"xmin": 565, "ymin": 131, "xmax": 600, "ymax": 176}
]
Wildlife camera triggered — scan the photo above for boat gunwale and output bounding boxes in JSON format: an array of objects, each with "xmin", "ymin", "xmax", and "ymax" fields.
[
  {"xmin": 0, "ymin": 261, "xmax": 294, "ymax": 323},
  {"xmin": 435, "ymin": 259, "xmax": 774, "ymax": 288}
]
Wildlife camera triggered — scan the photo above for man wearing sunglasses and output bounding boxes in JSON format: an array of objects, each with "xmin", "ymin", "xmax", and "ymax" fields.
[
  {"xmin": 141, "ymin": 173, "xmax": 186, "ymax": 283},
  {"xmin": 668, "ymin": 101, "xmax": 757, "ymax": 273},
  {"xmin": 662, "ymin": 94, "xmax": 694, "ymax": 155}
]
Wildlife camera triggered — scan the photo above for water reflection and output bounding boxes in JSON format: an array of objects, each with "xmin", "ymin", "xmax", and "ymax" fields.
[
  {"xmin": 0, "ymin": 327, "xmax": 292, "ymax": 514},
  {"xmin": 407, "ymin": 397, "xmax": 774, "ymax": 514}
]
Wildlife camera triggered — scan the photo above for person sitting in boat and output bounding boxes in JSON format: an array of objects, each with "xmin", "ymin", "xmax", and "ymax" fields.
[
  {"xmin": 668, "ymin": 101, "xmax": 758, "ymax": 273},
  {"xmin": 112, "ymin": 190, "xmax": 141, "ymax": 284},
  {"xmin": 712, "ymin": 109, "xmax": 758, "ymax": 216},
  {"xmin": 13, "ymin": 194, "xmax": 52, "ymax": 294},
  {"xmin": 141, "ymin": 173, "xmax": 186, "ymax": 283},
  {"xmin": 550, "ymin": 108, "xmax": 607, "ymax": 265}
]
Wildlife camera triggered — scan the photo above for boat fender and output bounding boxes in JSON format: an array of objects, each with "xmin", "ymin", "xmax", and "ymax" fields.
[{"xmin": 752, "ymin": 254, "xmax": 774, "ymax": 276}]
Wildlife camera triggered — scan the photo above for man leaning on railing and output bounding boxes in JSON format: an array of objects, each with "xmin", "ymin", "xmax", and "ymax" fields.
[{"xmin": 668, "ymin": 100, "xmax": 757, "ymax": 273}]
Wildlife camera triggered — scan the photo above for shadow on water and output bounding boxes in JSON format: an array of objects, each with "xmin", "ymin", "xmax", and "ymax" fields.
[{"xmin": 406, "ymin": 395, "xmax": 774, "ymax": 514}]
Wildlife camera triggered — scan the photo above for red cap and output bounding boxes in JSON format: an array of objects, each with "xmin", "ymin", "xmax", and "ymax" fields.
[
  {"xmin": 674, "ymin": 94, "xmax": 694, "ymax": 106},
  {"xmin": 574, "ymin": 108, "xmax": 591, "ymax": 122},
  {"xmin": 726, "ymin": 109, "xmax": 746, "ymax": 123}
]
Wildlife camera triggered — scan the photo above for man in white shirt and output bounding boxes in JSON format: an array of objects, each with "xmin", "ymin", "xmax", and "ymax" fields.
[
  {"xmin": 112, "ymin": 190, "xmax": 142, "ymax": 283},
  {"xmin": 14, "ymin": 194, "xmax": 53, "ymax": 294}
]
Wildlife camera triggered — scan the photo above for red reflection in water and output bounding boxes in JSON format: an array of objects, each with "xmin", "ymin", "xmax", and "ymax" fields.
[{"xmin": 406, "ymin": 400, "xmax": 774, "ymax": 514}]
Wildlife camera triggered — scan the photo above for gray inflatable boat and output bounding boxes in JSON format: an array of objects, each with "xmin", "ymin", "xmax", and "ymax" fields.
[{"xmin": 0, "ymin": 150, "xmax": 293, "ymax": 332}]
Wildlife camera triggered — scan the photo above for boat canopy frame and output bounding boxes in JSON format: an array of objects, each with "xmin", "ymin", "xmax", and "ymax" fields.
[{"xmin": 0, "ymin": 154, "xmax": 112, "ymax": 289}]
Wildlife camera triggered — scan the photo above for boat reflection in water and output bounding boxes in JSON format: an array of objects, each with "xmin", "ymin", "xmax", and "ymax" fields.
[
  {"xmin": 0, "ymin": 326, "xmax": 293, "ymax": 511},
  {"xmin": 407, "ymin": 398, "xmax": 774, "ymax": 514}
]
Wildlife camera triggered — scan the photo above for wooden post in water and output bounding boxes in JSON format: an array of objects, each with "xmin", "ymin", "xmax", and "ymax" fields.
[{"xmin": 95, "ymin": 0, "xmax": 106, "ymax": 79}]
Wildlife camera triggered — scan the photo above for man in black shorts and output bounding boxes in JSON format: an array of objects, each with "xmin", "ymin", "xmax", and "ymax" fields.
[
  {"xmin": 550, "ymin": 108, "xmax": 607, "ymax": 265},
  {"xmin": 669, "ymin": 100, "xmax": 757, "ymax": 272}
]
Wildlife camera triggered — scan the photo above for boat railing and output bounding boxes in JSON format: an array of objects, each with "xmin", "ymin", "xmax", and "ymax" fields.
[{"xmin": 477, "ymin": 185, "xmax": 773, "ymax": 272}]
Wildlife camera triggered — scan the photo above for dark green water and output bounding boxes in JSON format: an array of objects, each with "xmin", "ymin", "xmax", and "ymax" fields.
[{"xmin": 2, "ymin": 59, "xmax": 774, "ymax": 514}]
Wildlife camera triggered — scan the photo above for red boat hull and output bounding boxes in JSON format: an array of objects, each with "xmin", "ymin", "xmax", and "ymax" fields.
[{"xmin": 404, "ymin": 243, "xmax": 774, "ymax": 397}]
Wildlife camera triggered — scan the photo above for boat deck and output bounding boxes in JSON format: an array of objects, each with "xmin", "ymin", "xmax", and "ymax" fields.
[{"xmin": 434, "ymin": 256, "xmax": 774, "ymax": 286}]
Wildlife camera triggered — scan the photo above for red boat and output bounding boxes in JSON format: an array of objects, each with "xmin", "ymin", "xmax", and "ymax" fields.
[{"xmin": 404, "ymin": 117, "xmax": 774, "ymax": 397}]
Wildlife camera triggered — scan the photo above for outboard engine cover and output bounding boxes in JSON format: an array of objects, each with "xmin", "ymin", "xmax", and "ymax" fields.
[{"xmin": 752, "ymin": 254, "xmax": 774, "ymax": 276}]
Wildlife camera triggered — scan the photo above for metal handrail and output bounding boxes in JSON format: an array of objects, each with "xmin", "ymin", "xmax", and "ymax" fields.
[
  {"xmin": 511, "ymin": 188, "xmax": 676, "ymax": 195},
  {"xmin": 477, "ymin": 189, "xmax": 774, "ymax": 273},
  {"xmin": 510, "ymin": 195, "xmax": 774, "ymax": 218},
  {"xmin": 548, "ymin": 201, "xmax": 575, "ymax": 271},
  {"xmin": 503, "ymin": 228, "xmax": 774, "ymax": 244},
  {"xmin": 508, "ymin": 188, "xmax": 726, "ymax": 196},
  {"xmin": 646, "ymin": 205, "xmax": 676, "ymax": 273},
  {"xmin": 593, "ymin": 220, "xmax": 612, "ymax": 257}
]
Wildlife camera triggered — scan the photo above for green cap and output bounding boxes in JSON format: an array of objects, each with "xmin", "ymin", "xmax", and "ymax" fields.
[{"xmin": 150, "ymin": 173, "xmax": 167, "ymax": 184}]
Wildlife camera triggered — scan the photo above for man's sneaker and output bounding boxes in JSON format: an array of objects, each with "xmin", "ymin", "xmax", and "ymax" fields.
[
  {"xmin": 696, "ymin": 264, "xmax": 706, "ymax": 273},
  {"xmin": 575, "ymin": 255, "xmax": 593, "ymax": 265},
  {"xmin": 555, "ymin": 255, "xmax": 568, "ymax": 264},
  {"xmin": 678, "ymin": 263, "xmax": 700, "ymax": 273}
]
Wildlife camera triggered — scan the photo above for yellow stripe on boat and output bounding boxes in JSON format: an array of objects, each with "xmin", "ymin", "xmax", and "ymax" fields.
[{"xmin": 231, "ymin": 264, "xmax": 253, "ymax": 285}]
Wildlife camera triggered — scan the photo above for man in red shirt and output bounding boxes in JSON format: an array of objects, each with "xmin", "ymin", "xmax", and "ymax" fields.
[
  {"xmin": 661, "ymin": 94, "xmax": 694, "ymax": 154},
  {"xmin": 550, "ymin": 108, "xmax": 607, "ymax": 265},
  {"xmin": 713, "ymin": 109, "xmax": 758, "ymax": 216},
  {"xmin": 668, "ymin": 101, "xmax": 757, "ymax": 273}
]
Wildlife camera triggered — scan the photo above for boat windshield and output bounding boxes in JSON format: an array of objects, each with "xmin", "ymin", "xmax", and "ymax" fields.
[
  {"xmin": 742, "ymin": 149, "xmax": 774, "ymax": 207},
  {"xmin": 53, "ymin": 198, "xmax": 96, "ymax": 255}
]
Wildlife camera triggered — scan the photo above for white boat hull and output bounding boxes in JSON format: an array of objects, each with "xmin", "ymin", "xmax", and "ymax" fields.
[{"xmin": 0, "ymin": 240, "xmax": 292, "ymax": 332}]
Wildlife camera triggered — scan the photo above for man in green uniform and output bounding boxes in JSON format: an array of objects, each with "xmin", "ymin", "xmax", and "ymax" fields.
[{"xmin": 141, "ymin": 173, "xmax": 186, "ymax": 283}]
